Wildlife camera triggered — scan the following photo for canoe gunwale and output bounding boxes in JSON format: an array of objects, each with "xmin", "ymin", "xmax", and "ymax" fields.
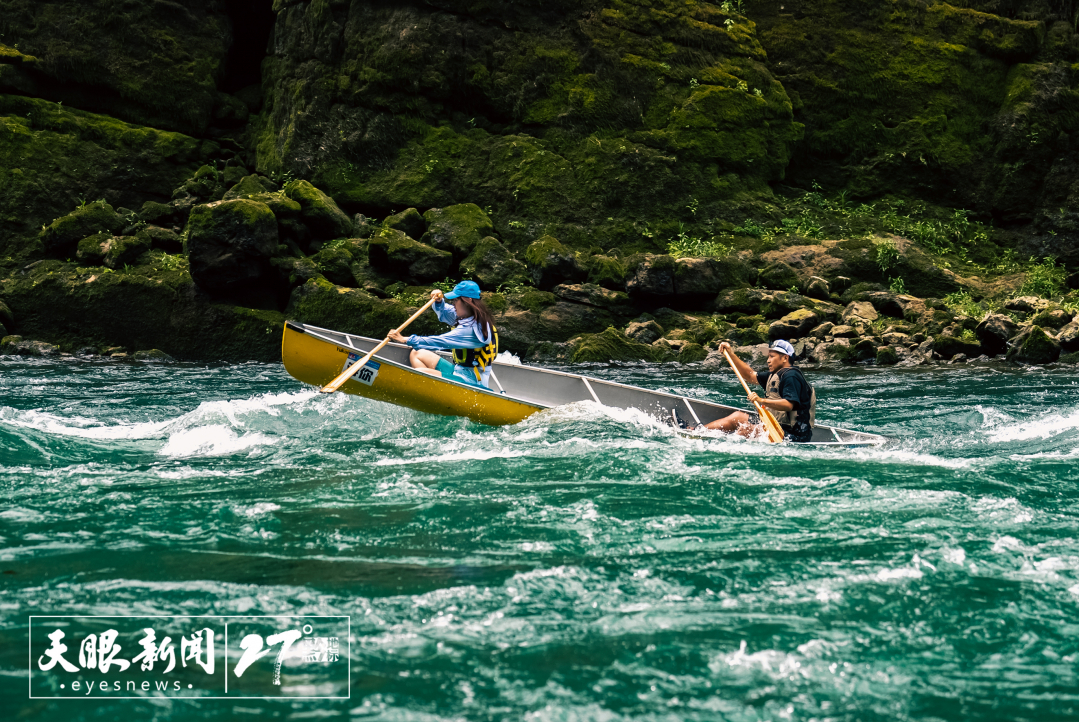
[{"xmin": 285, "ymin": 322, "xmax": 892, "ymax": 446}]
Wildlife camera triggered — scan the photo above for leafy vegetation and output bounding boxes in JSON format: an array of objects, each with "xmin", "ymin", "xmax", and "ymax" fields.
[
  {"xmin": 667, "ymin": 224, "xmax": 731, "ymax": 259},
  {"xmin": 1019, "ymin": 257, "xmax": 1067, "ymax": 298}
]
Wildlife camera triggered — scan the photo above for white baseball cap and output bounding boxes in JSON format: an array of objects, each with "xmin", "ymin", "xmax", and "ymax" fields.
[{"xmin": 769, "ymin": 340, "xmax": 795, "ymax": 356}]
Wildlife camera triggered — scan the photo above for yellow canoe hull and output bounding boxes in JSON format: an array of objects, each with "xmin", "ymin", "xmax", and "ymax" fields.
[{"xmin": 281, "ymin": 322, "xmax": 543, "ymax": 426}]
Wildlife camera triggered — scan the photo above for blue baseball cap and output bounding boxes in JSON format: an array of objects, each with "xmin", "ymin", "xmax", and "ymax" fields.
[
  {"xmin": 769, "ymin": 339, "xmax": 795, "ymax": 357},
  {"xmin": 443, "ymin": 280, "xmax": 481, "ymax": 300}
]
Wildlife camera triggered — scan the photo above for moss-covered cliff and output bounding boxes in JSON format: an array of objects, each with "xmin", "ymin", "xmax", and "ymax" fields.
[{"xmin": 1, "ymin": 0, "xmax": 1078, "ymax": 367}]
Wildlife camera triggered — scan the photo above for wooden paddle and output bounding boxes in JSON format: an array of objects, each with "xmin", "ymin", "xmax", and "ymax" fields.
[
  {"xmin": 722, "ymin": 348, "xmax": 785, "ymax": 443},
  {"xmin": 320, "ymin": 298, "xmax": 436, "ymax": 393}
]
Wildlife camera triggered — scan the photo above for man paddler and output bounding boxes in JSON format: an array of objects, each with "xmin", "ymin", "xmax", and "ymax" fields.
[{"xmin": 681, "ymin": 340, "xmax": 817, "ymax": 442}]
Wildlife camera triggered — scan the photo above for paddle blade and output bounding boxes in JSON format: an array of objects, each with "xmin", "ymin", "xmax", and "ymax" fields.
[
  {"xmin": 321, "ymin": 354, "xmax": 370, "ymax": 393},
  {"xmin": 758, "ymin": 405, "xmax": 786, "ymax": 444}
]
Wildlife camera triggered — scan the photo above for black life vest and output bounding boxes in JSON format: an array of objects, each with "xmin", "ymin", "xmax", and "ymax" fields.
[{"xmin": 451, "ymin": 323, "xmax": 499, "ymax": 383}]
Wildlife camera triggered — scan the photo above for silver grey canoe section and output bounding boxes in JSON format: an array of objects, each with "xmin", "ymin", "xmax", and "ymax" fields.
[{"xmin": 292, "ymin": 322, "xmax": 890, "ymax": 447}]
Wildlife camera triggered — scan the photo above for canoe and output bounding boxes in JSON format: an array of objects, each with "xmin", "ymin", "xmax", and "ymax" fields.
[{"xmin": 281, "ymin": 321, "xmax": 890, "ymax": 447}]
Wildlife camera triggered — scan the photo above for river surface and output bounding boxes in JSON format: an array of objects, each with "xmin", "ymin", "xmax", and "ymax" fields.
[{"xmin": 2, "ymin": 357, "xmax": 1079, "ymax": 721}]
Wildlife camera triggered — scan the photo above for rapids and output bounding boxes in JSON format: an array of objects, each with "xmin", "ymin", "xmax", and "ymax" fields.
[{"xmin": 2, "ymin": 357, "xmax": 1079, "ymax": 720}]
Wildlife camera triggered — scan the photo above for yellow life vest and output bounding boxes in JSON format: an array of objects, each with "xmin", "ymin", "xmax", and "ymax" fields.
[{"xmin": 451, "ymin": 324, "xmax": 499, "ymax": 383}]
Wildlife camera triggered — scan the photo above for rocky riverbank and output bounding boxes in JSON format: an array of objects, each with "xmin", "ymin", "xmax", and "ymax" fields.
[{"xmin": 2, "ymin": 166, "xmax": 1077, "ymax": 368}]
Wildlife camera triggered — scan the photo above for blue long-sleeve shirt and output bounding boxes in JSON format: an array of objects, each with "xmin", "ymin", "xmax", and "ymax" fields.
[{"xmin": 406, "ymin": 301, "xmax": 494, "ymax": 387}]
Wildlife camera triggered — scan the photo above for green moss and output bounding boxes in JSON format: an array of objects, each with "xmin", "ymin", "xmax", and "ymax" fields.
[
  {"xmin": 571, "ymin": 326, "xmax": 662, "ymax": 363},
  {"xmin": 460, "ymin": 236, "xmax": 529, "ymax": 289},
  {"xmin": 585, "ymin": 255, "xmax": 628, "ymax": 289},
  {"xmin": 285, "ymin": 278, "xmax": 443, "ymax": 339},
  {"xmin": 678, "ymin": 342, "xmax": 708, "ymax": 363},
  {"xmin": 512, "ymin": 290, "xmax": 559, "ymax": 313},
  {"xmin": 0, "ymin": 94, "xmax": 206, "ymax": 260},
  {"xmin": 0, "ymin": 1, "xmax": 230, "ymax": 133},
  {"xmin": 420, "ymin": 204, "xmax": 495, "ymax": 259}
]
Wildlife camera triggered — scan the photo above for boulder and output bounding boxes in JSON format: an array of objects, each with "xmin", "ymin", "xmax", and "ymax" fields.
[
  {"xmin": 851, "ymin": 338, "xmax": 877, "ymax": 362},
  {"xmin": 460, "ymin": 237, "xmax": 529, "ymax": 289},
  {"xmin": 1059, "ymin": 321, "xmax": 1079, "ymax": 352},
  {"xmin": 1060, "ymin": 351, "xmax": 1079, "ymax": 365},
  {"xmin": 524, "ymin": 235, "xmax": 584, "ymax": 289},
  {"xmin": 383, "ymin": 208, "xmax": 426, "ymax": 239},
  {"xmin": 1007, "ymin": 326, "xmax": 1061, "ymax": 365},
  {"xmin": 975, "ymin": 313, "xmax": 1018, "ymax": 356},
  {"xmin": 571, "ymin": 327, "xmax": 661, "ymax": 363},
  {"xmin": 810, "ymin": 322, "xmax": 834, "ymax": 338},
  {"xmin": 811, "ymin": 341, "xmax": 854, "ymax": 366},
  {"xmin": 352, "ymin": 213, "xmax": 379, "ymax": 238},
  {"xmin": 585, "ymin": 255, "xmax": 628, "ymax": 290},
  {"xmin": 422, "ymin": 204, "xmax": 495, "ymax": 260},
  {"xmin": 713, "ymin": 287, "xmax": 772, "ymax": 315},
  {"xmin": 933, "ymin": 334, "xmax": 982, "ymax": 359},
  {"xmin": 678, "ymin": 342, "xmax": 708, "ymax": 363},
  {"xmin": 856, "ymin": 291, "xmax": 906, "ymax": 318},
  {"xmin": 757, "ymin": 261, "xmax": 800, "ymax": 291},
  {"xmin": 876, "ymin": 345, "xmax": 900, "ymax": 365},
  {"xmin": 1030, "ymin": 308, "xmax": 1072, "ymax": 329},
  {"xmin": 184, "ymin": 199, "xmax": 279, "ymax": 294},
  {"xmin": 768, "ymin": 308, "xmax": 819, "ymax": 339},
  {"xmin": 625, "ymin": 320, "xmax": 664, "ymax": 345},
  {"xmin": 40, "ymin": 202, "xmax": 123, "ymax": 255},
  {"xmin": 882, "ymin": 331, "xmax": 910, "ymax": 345},
  {"xmin": 831, "ymin": 324, "xmax": 858, "ymax": 338},
  {"xmin": 103, "ymin": 234, "xmax": 151, "ymax": 269},
  {"xmin": 552, "ymin": 284, "xmax": 633, "ymax": 315},
  {"xmin": 283, "ymin": 180, "xmax": 353, "ymax": 240},
  {"xmin": 137, "ymin": 226, "xmax": 183, "ymax": 253},
  {"xmin": 223, "ymin": 175, "xmax": 272, "ymax": 201},
  {"xmin": 1004, "ymin": 296, "xmax": 1049, "ymax": 314},
  {"xmin": 367, "ymin": 228, "xmax": 453, "ymax": 283},
  {"xmin": 133, "ymin": 349, "xmax": 176, "ymax": 362},
  {"xmin": 804, "ymin": 276, "xmax": 831, "ymax": 300},
  {"xmin": 310, "ymin": 247, "xmax": 357, "ymax": 287},
  {"xmin": 75, "ymin": 232, "xmax": 113, "ymax": 265},
  {"xmin": 673, "ymin": 257, "xmax": 755, "ymax": 301},
  {"xmin": 138, "ymin": 201, "xmax": 176, "ymax": 226},
  {"xmin": 0, "ymin": 336, "xmax": 58, "ymax": 356},
  {"xmin": 842, "ymin": 301, "xmax": 879, "ymax": 325},
  {"xmin": 626, "ymin": 254, "xmax": 677, "ymax": 298}
]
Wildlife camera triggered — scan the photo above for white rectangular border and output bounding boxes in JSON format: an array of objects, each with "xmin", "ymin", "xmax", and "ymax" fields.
[{"xmin": 29, "ymin": 615, "xmax": 351, "ymax": 700}]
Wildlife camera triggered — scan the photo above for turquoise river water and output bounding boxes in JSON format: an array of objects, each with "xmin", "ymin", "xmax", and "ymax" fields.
[{"xmin": 2, "ymin": 357, "xmax": 1079, "ymax": 721}]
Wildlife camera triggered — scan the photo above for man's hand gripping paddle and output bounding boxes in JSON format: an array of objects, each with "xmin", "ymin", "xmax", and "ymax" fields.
[
  {"xmin": 722, "ymin": 348, "xmax": 785, "ymax": 443},
  {"xmin": 321, "ymin": 298, "xmax": 436, "ymax": 393}
]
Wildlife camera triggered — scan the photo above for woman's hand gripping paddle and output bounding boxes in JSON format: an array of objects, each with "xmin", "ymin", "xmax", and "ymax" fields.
[
  {"xmin": 320, "ymin": 298, "xmax": 436, "ymax": 393},
  {"xmin": 722, "ymin": 348, "xmax": 785, "ymax": 443}
]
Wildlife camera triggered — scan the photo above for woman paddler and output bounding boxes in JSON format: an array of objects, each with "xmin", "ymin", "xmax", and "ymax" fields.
[{"xmin": 386, "ymin": 280, "xmax": 499, "ymax": 389}]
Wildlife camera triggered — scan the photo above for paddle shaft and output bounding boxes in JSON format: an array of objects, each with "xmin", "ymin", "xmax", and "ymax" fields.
[
  {"xmin": 321, "ymin": 298, "xmax": 436, "ymax": 393},
  {"xmin": 722, "ymin": 348, "xmax": 784, "ymax": 443}
]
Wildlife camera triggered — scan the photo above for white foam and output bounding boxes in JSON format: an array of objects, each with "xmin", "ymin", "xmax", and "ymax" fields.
[
  {"xmin": 983, "ymin": 406, "xmax": 1079, "ymax": 443},
  {"xmin": 158, "ymin": 424, "xmax": 276, "ymax": 458}
]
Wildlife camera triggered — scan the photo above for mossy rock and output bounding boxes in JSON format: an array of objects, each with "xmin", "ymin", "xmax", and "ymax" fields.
[
  {"xmin": 510, "ymin": 290, "xmax": 558, "ymax": 313},
  {"xmin": 460, "ymin": 237, "xmax": 529, "ymax": 290},
  {"xmin": 75, "ymin": 232, "xmax": 112, "ymax": 265},
  {"xmin": 224, "ymin": 175, "xmax": 274, "ymax": 201},
  {"xmin": 0, "ymin": 266, "xmax": 284, "ymax": 362},
  {"xmin": 585, "ymin": 255, "xmax": 628, "ymax": 290},
  {"xmin": 769, "ymin": 308, "xmax": 820, "ymax": 340},
  {"xmin": 383, "ymin": 208, "xmax": 426, "ymax": 239},
  {"xmin": 103, "ymin": 235, "xmax": 152, "ymax": 270},
  {"xmin": 311, "ymin": 247, "xmax": 357, "ymax": 287},
  {"xmin": 524, "ymin": 235, "xmax": 584, "ymax": 290},
  {"xmin": 367, "ymin": 228, "xmax": 453, "ymax": 283},
  {"xmin": 285, "ymin": 278, "xmax": 443, "ymax": 339},
  {"xmin": 185, "ymin": 199, "xmax": 279, "ymax": 295},
  {"xmin": 933, "ymin": 334, "xmax": 982, "ymax": 359},
  {"xmin": 571, "ymin": 327, "xmax": 662, "ymax": 363},
  {"xmin": 626, "ymin": 255, "xmax": 678, "ymax": 299},
  {"xmin": 421, "ymin": 204, "xmax": 495, "ymax": 260},
  {"xmin": 678, "ymin": 342, "xmax": 708, "ymax": 363},
  {"xmin": 876, "ymin": 345, "xmax": 900, "ymax": 366},
  {"xmin": 1007, "ymin": 326, "xmax": 1061, "ymax": 364},
  {"xmin": 0, "ymin": 299, "xmax": 14, "ymax": 332},
  {"xmin": 40, "ymin": 202, "xmax": 123, "ymax": 256},
  {"xmin": 284, "ymin": 179, "xmax": 353, "ymax": 241},
  {"xmin": 136, "ymin": 226, "xmax": 183, "ymax": 254},
  {"xmin": 757, "ymin": 261, "xmax": 801, "ymax": 292}
]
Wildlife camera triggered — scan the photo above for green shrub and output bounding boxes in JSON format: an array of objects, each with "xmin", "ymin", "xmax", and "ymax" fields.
[{"xmin": 1019, "ymin": 257, "xmax": 1067, "ymax": 298}]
